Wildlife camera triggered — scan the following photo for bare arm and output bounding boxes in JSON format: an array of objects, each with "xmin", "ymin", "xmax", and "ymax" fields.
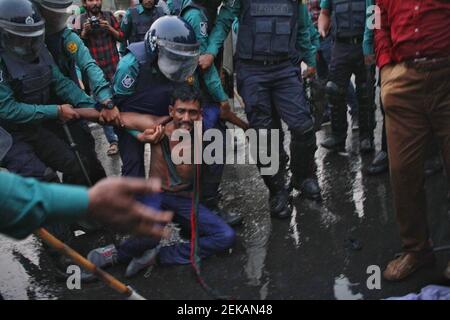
[
  {"xmin": 318, "ymin": 9, "xmax": 331, "ymax": 38},
  {"xmin": 75, "ymin": 108, "xmax": 170, "ymax": 131}
]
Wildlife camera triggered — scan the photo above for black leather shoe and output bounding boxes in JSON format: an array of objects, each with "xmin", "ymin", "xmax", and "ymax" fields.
[
  {"xmin": 366, "ymin": 151, "xmax": 389, "ymax": 175},
  {"xmin": 359, "ymin": 137, "xmax": 375, "ymax": 154},
  {"xmin": 321, "ymin": 135, "xmax": 346, "ymax": 152},
  {"xmin": 300, "ymin": 178, "xmax": 321, "ymax": 200},
  {"xmin": 269, "ymin": 191, "xmax": 292, "ymax": 219},
  {"xmin": 212, "ymin": 206, "xmax": 243, "ymax": 226}
]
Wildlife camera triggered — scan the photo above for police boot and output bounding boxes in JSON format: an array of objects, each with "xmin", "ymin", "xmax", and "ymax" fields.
[
  {"xmin": 321, "ymin": 102, "xmax": 347, "ymax": 152},
  {"xmin": 366, "ymin": 150, "xmax": 389, "ymax": 175},
  {"xmin": 290, "ymin": 128, "xmax": 321, "ymax": 200},
  {"xmin": 261, "ymin": 171, "xmax": 291, "ymax": 220},
  {"xmin": 357, "ymin": 86, "xmax": 376, "ymax": 154}
]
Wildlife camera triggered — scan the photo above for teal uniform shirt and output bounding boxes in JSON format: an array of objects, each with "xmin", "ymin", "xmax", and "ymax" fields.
[
  {"xmin": 320, "ymin": 0, "xmax": 374, "ymax": 55},
  {"xmin": 120, "ymin": 4, "xmax": 166, "ymax": 56},
  {"xmin": 180, "ymin": 0, "xmax": 229, "ymax": 103},
  {"xmin": 59, "ymin": 28, "xmax": 113, "ymax": 102},
  {"xmin": 0, "ymin": 171, "xmax": 88, "ymax": 239},
  {"xmin": 112, "ymin": 52, "xmax": 140, "ymax": 99},
  {"xmin": 307, "ymin": 13, "xmax": 320, "ymax": 53},
  {"xmin": 112, "ymin": 52, "xmax": 148, "ymax": 138},
  {"xmin": 0, "ymin": 59, "xmax": 95, "ymax": 124},
  {"xmin": 206, "ymin": 0, "xmax": 317, "ymax": 68}
]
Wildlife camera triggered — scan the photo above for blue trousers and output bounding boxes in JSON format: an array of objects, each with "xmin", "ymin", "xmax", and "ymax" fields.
[
  {"xmin": 103, "ymin": 126, "xmax": 118, "ymax": 144},
  {"xmin": 117, "ymin": 192, "xmax": 235, "ymax": 265}
]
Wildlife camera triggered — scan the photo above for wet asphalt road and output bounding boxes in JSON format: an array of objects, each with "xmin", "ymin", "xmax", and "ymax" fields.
[{"xmin": 0, "ymin": 105, "xmax": 449, "ymax": 300}]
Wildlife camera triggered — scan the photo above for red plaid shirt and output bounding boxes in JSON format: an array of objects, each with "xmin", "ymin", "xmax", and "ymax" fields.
[{"xmin": 80, "ymin": 11, "xmax": 123, "ymax": 81}]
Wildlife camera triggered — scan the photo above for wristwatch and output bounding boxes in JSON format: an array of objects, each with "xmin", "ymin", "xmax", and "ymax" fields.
[{"xmin": 104, "ymin": 100, "xmax": 114, "ymax": 110}]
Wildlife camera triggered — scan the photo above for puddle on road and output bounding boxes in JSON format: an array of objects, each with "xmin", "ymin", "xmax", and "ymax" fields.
[{"xmin": 0, "ymin": 235, "xmax": 57, "ymax": 300}]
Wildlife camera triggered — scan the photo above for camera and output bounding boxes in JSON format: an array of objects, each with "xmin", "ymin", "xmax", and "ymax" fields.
[{"xmin": 88, "ymin": 16, "xmax": 100, "ymax": 30}]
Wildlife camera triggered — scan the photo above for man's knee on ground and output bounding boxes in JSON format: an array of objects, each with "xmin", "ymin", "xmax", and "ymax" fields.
[{"xmin": 215, "ymin": 224, "xmax": 236, "ymax": 252}]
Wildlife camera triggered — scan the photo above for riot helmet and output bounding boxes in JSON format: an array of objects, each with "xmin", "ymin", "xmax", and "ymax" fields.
[
  {"xmin": 145, "ymin": 16, "xmax": 199, "ymax": 83},
  {"xmin": 0, "ymin": 0, "xmax": 45, "ymax": 62},
  {"xmin": 32, "ymin": 0, "xmax": 73, "ymax": 34}
]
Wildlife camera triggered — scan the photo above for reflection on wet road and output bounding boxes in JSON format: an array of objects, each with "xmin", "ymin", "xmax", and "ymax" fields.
[{"xmin": 1, "ymin": 110, "xmax": 449, "ymax": 300}]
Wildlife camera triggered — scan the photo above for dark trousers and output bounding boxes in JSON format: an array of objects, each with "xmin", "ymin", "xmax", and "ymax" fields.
[
  {"xmin": 44, "ymin": 120, "xmax": 106, "ymax": 185},
  {"xmin": 381, "ymin": 61, "xmax": 450, "ymax": 252},
  {"xmin": 328, "ymin": 40, "xmax": 374, "ymax": 140},
  {"xmin": 317, "ymin": 35, "xmax": 359, "ymax": 116},
  {"xmin": 3, "ymin": 125, "xmax": 87, "ymax": 184},
  {"xmin": 117, "ymin": 193, "xmax": 236, "ymax": 265},
  {"xmin": 237, "ymin": 60, "xmax": 313, "ymax": 132}
]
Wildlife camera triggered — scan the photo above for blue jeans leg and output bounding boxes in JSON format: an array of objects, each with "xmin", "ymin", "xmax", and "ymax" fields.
[
  {"xmin": 117, "ymin": 193, "xmax": 235, "ymax": 265},
  {"xmin": 103, "ymin": 126, "xmax": 118, "ymax": 144}
]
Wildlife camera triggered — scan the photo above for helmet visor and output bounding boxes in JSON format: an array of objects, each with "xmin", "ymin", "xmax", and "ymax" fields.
[
  {"xmin": 1, "ymin": 31, "xmax": 44, "ymax": 62},
  {"xmin": 157, "ymin": 40, "xmax": 200, "ymax": 83}
]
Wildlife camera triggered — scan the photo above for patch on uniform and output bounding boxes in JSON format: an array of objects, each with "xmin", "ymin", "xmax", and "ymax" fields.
[
  {"xmin": 122, "ymin": 14, "xmax": 128, "ymax": 25},
  {"xmin": 186, "ymin": 76, "xmax": 194, "ymax": 86},
  {"xmin": 25, "ymin": 16, "xmax": 35, "ymax": 25},
  {"xmin": 67, "ymin": 42, "xmax": 78, "ymax": 54},
  {"xmin": 200, "ymin": 22, "xmax": 208, "ymax": 36},
  {"xmin": 121, "ymin": 74, "xmax": 135, "ymax": 88}
]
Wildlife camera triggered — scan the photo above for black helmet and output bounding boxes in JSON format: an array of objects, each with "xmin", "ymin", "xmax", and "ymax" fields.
[
  {"xmin": 32, "ymin": 0, "xmax": 73, "ymax": 34},
  {"xmin": 145, "ymin": 16, "xmax": 199, "ymax": 83},
  {"xmin": 0, "ymin": 0, "xmax": 45, "ymax": 62}
]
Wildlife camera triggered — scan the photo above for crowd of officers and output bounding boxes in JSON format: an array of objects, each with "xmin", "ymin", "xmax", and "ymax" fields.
[{"xmin": 0, "ymin": 0, "xmax": 448, "ymax": 291}]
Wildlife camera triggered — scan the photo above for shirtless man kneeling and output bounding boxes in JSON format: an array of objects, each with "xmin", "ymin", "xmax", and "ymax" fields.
[{"xmin": 84, "ymin": 84, "xmax": 236, "ymax": 278}]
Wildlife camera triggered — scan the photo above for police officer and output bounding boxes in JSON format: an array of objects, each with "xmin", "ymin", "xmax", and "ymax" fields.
[
  {"xmin": 318, "ymin": 0, "xmax": 375, "ymax": 153},
  {"xmin": 115, "ymin": 15, "xmax": 242, "ymax": 226},
  {"xmin": 0, "ymin": 0, "xmax": 99, "ymax": 184},
  {"xmin": 172, "ymin": 0, "xmax": 245, "ymax": 226},
  {"xmin": 119, "ymin": 0, "xmax": 166, "ymax": 55},
  {"xmin": 199, "ymin": 0, "xmax": 321, "ymax": 219},
  {"xmin": 31, "ymin": 0, "xmax": 116, "ymax": 185},
  {"xmin": 113, "ymin": 16, "xmax": 199, "ymax": 177}
]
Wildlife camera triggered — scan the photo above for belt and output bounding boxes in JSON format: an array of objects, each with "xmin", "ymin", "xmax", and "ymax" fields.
[
  {"xmin": 336, "ymin": 36, "xmax": 364, "ymax": 45},
  {"xmin": 405, "ymin": 56, "xmax": 450, "ymax": 71},
  {"xmin": 240, "ymin": 57, "xmax": 290, "ymax": 66}
]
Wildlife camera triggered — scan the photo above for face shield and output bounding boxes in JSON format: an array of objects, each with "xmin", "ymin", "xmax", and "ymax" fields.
[
  {"xmin": 157, "ymin": 40, "xmax": 200, "ymax": 83},
  {"xmin": 38, "ymin": 1, "xmax": 72, "ymax": 34},
  {"xmin": 0, "ymin": 19, "xmax": 45, "ymax": 62}
]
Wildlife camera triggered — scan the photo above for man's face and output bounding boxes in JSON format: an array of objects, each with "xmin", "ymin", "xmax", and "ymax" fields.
[
  {"xmin": 141, "ymin": 0, "xmax": 156, "ymax": 10},
  {"xmin": 84, "ymin": 0, "xmax": 102, "ymax": 14},
  {"xmin": 169, "ymin": 99, "xmax": 201, "ymax": 132}
]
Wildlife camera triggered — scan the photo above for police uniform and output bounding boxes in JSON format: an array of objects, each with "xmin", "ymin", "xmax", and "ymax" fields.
[
  {"xmin": 0, "ymin": 45, "xmax": 98, "ymax": 184},
  {"xmin": 205, "ymin": 0, "xmax": 321, "ymax": 215},
  {"xmin": 119, "ymin": 2, "xmax": 166, "ymax": 55},
  {"xmin": 43, "ymin": 27, "xmax": 110, "ymax": 185},
  {"xmin": 320, "ymin": 0, "xmax": 375, "ymax": 152},
  {"xmin": 113, "ymin": 44, "xmax": 174, "ymax": 178}
]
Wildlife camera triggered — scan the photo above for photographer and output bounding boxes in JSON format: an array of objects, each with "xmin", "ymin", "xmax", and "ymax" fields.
[
  {"xmin": 78, "ymin": 0, "xmax": 124, "ymax": 155},
  {"xmin": 78, "ymin": 0, "xmax": 123, "ymax": 83}
]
